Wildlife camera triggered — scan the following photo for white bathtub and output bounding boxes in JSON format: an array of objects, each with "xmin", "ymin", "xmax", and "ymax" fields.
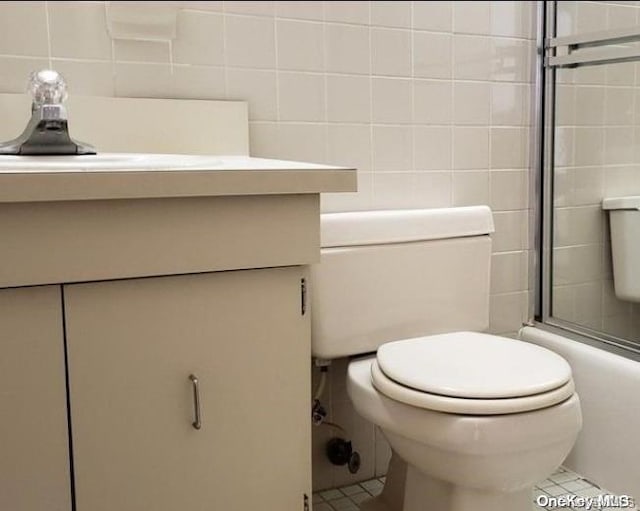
[{"xmin": 520, "ymin": 326, "xmax": 640, "ymax": 499}]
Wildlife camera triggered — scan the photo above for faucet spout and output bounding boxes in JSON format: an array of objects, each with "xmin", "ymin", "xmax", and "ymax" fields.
[{"xmin": 0, "ymin": 69, "xmax": 96, "ymax": 155}]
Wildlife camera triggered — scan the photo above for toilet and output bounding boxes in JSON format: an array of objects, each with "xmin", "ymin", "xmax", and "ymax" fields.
[{"xmin": 310, "ymin": 206, "xmax": 582, "ymax": 511}]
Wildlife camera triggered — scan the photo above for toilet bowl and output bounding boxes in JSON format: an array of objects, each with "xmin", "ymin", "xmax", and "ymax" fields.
[
  {"xmin": 346, "ymin": 333, "xmax": 582, "ymax": 511},
  {"xmin": 310, "ymin": 207, "xmax": 582, "ymax": 511}
]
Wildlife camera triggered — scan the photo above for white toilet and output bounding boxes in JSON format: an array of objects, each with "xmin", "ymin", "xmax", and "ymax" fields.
[{"xmin": 310, "ymin": 207, "xmax": 582, "ymax": 511}]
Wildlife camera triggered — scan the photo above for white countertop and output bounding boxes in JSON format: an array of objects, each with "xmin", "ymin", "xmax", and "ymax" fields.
[{"xmin": 0, "ymin": 154, "xmax": 356, "ymax": 202}]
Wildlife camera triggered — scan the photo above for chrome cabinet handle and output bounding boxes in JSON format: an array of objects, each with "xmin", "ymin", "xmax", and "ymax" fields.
[{"xmin": 189, "ymin": 374, "xmax": 202, "ymax": 430}]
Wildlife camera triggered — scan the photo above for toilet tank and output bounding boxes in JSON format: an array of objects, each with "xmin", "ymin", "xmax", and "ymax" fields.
[
  {"xmin": 310, "ymin": 207, "xmax": 495, "ymax": 359},
  {"xmin": 603, "ymin": 196, "xmax": 640, "ymax": 302}
]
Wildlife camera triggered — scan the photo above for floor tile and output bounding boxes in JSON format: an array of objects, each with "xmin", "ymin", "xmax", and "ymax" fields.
[
  {"xmin": 312, "ymin": 466, "xmax": 634, "ymax": 511},
  {"xmin": 339, "ymin": 484, "xmax": 363, "ymax": 496}
]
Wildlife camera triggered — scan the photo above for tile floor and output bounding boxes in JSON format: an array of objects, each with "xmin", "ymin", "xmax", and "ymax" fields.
[{"xmin": 313, "ymin": 466, "xmax": 638, "ymax": 511}]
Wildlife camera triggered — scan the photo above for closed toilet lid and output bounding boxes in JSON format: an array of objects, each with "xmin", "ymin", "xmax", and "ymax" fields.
[
  {"xmin": 371, "ymin": 359, "xmax": 575, "ymax": 415},
  {"xmin": 376, "ymin": 332, "xmax": 572, "ymax": 399}
]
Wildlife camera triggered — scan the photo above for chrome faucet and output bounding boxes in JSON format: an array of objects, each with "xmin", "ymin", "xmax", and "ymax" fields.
[{"xmin": 0, "ymin": 69, "xmax": 96, "ymax": 155}]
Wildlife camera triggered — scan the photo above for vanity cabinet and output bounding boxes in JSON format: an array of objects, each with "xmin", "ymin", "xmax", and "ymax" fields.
[
  {"xmin": 64, "ymin": 267, "xmax": 310, "ymax": 511},
  {"xmin": 0, "ymin": 152, "xmax": 355, "ymax": 510},
  {"xmin": 0, "ymin": 286, "xmax": 71, "ymax": 511}
]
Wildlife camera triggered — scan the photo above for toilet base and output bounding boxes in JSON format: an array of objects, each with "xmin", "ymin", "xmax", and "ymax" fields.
[{"xmin": 361, "ymin": 453, "xmax": 534, "ymax": 511}]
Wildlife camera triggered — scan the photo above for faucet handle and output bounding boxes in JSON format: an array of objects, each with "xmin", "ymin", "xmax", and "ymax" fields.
[{"xmin": 28, "ymin": 69, "xmax": 68, "ymax": 106}]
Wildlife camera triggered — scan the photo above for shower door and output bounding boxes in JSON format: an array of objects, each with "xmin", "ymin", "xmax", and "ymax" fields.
[{"xmin": 539, "ymin": 1, "xmax": 640, "ymax": 356}]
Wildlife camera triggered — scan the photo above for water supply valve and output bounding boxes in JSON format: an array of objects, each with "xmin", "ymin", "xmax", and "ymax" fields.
[
  {"xmin": 326, "ymin": 437, "xmax": 361, "ymax": 474},
  {"xmin": 312, "ymin": 399, "xmax": 327, "ymax": 426}
]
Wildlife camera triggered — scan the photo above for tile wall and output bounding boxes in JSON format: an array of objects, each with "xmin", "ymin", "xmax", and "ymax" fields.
[
  {"xmin": 553, "ymin": 1, "xmax": 640, "ymax": 342},
  {"xmin": 0, "ymin": 0, "xmax": 535, "ymax": 490}
]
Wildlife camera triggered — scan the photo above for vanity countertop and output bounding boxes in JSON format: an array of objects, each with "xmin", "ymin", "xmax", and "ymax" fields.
[{"xmin": 0, "ymin": 154, "xmax": 356, "ymax": 203}]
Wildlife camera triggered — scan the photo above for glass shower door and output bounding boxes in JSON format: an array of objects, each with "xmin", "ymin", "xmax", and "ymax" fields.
[{"xmin": 541, "ymin": 1, "xmax": 640, "ymax": 353}]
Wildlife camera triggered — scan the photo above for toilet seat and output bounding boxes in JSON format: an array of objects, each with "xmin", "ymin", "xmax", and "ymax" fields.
[{"xmin": 371, "ymin": 332, "xmax": 575, "ymax": 415}]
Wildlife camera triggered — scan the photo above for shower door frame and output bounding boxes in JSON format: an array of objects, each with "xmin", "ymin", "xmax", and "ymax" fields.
[{"xmin": 533, "ymin": 0, "xmax": 640, "ymax": 361}]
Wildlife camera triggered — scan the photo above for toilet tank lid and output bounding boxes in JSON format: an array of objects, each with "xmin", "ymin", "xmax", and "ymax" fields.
[
  {"xmin": 602, "ymin": 196, "xmax": 640, "ymax": 211},
  {"xmin": 321, "ymin": 206, "xmax": 495, "ymax": 248}
]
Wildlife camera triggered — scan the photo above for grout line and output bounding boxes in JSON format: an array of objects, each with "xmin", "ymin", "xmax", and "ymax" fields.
[
  {"xmin": 44, "ymin": 1, "xmax": 53, "ymax": 69},
  {"xmin": 221, "ymin": 10, "xmax": 228, "ymax": 98},
  {"xmin": 367, "ymin": 0, "xmax": 375, "ymax": 207}
]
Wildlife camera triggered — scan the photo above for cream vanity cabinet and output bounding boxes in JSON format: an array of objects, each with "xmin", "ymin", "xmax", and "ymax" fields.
[
  {"xmin": 64, "ymin": 267, "xmax": 309, "ymax": 511},
  {"xmin": 0, "ymin": 286, "xmax": 71, "ymax": 511},
  {"xmin": 0, "ymin": 160, "xmax": 355, "ymax": 511}
]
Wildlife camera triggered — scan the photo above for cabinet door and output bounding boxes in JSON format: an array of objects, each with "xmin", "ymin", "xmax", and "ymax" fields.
[
  {"xmin": 0, "ymin": 286, "xmax": 71, "ymax": 511},
  {"xmin": 64, "ymin": 267, "xmax": 310, "ymax": 511}
]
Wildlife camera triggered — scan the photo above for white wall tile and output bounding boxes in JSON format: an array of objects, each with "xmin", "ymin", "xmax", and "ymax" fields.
[
  {"xmin": 114, "ymin": 62, "xmax": 172, "ymax": 98},
  {"xmin": 327, "ymin": 125, "xmax": 371, "ymax": 171},
  {"xmin": 489, "ymin": 291, "xmax": 528, "ymax": 334},
  {"xmin": 413, "ymin": 172, "xmax": 453, "ymax": 207},
  {"xmin": 574, "ymin": 128, "xmax": 604, "ymax": 167},
  {"xmin": 490, "ymin": 170, "xmax": 528, "ymax": 211},
  {"xmin": 491, "ymin": 83, "xmax": 530, "ymax": 126},
  {"xmin": 372, "ymin": 126, "xmax": 412, "ymax": 171},
  {"xmin": 553, "ymin": 245, "xmax": 602, "ymax": 285},
  {"xmin": 371, "ymin": 1, "xmax": 411, "ymax": 28},
  {"xmin": 180, "ymin": 2, "xmax": 223, "ymax": 12},
  {"xmin": 325, "ymin": 23, "xmax": 370, "ymax": 75},
  {"xmin": 0, "ymin": 56, "xmax": 49, "ymax": 93},
  {"xmin": 490, "ymin": 127, "xmax": 529, "ymax": 169},
  {"xmin": 326, "ymin": 75, "xmax": 370, "ymax": 123},
  {"xmin": 491, "ymin": 251, "xmax": 528, "ymax": 294},
  {"xmin": 49, "ymin": 2, "xmax": 112, "ymax": 60},
  {"xmin": 453, "ymin": 82, "xmax": 490, "ymax": 125},
  {"xmin": 278, "ymin": 72, "xmax": 325, "ymax": 121},
  {"xmin": 413, "ymin": 127, "xmax": 451, "ymax": 170},
  {"xmin": 0, "ymin": 1, "xmax": 48, "ymax": 57},
  {"xmin": 225, "ymin": 15, "xmax": 276, "ymax": 68},
  {"xmin": 413, "ymin": 79, "xmax": 452, "ymax": 125},
  {"xmin": 576, "ymin": 1, "xmax": 606, "ymax": 35},
  {"xmin": 413, "ymin": 32, "xmax": 452, "ymax": 79},
  {"xmin": 492, "ymin": 210, "xmax": 529, "ymax": 252},
  {"xmin": 324, "ymin": 1, "xmax": 369, "ymax": 25},
  {"xmin": 226, "ymin": 68, "xmax": 277, "ymax": 120},
  {"xmin": 454, "ymin": 1, "xmax": 491, "ymax": 35},
  {"xmin": 277, "ymin": 122, "xmax": 326, "ymax": 163},
  {"xmin": 491, "ymin": 38, "xmax": 531, "ymax": 83},
  {"xmin": 605, "ymin": 61, "xmax": 634, "ymax": 86},
  {"xmin": 490, "ymin": 1, "xmax": 533, "ymax": 38},
  {"xmin": 249, "ymin": 122, "xmax": 280, "ymax": 158},
  {"xmin": 372, "ymin": 172, "xmax": 416, "ymax": 209},
  {"xmin": 173, "ymin": 11, "xmax": 225, "ymax": 66},
  {"xmin": 554, "ymin": 207, "xmax": 602, "ymax": 247},
  {"xmin": 453, "ymin": 127, "xmax": 489, "ymax": 170},
  {"xmin": 453, "ymin": 35, "xmax": 491, "ymax": 80},
  {"xmin": 603, "ymin": 127, "xmax": 634, "ymax": 165},
  {"xmin": 452, "ymin": 171, "xmax": 490, "ymax": 207},
  {"xmin": 572, "ymin": 167, "xmax": 603, "ymax": 207},
  {"xmin": 371, "ymin": 78, "xmax": 412, "ymax": 124},
  {"xmin": 114, "ymin": 40, "xmax": 170, "ymax": 64},
  {"xmin": 170, "ymin": 64, "xmax": 226, "ymax": 99},
  {"xmin": 224, "ymin": 1, "xmax": 274, "ymax": 16},
  {"xmin": 575, "ymin": 87, "xmax": 604, "ymax": 126},
  {"xmin": 53, "ymin": 59, "xmax": 115, "ymax": 96},
  {"xmin": 114, "ymin": 62, "xmax": 225, "ymax": 100},
  {"xmin": 413, "ymin": 1, "xmax": 452, "ymax": 32},
  {"xmin": 276, "ymin": 1, "xmax": 323, "ymax": 21},
  {"xmin": 371, "ymin": 28, "xmax": 411, "ymax": 77},
  {"xmin": 277, "ymin": 19, "xmax": 324, "ymax": 72},
  {"xmin": 604, "ymin": 88, "xmax": 633, "ymax": 125}
]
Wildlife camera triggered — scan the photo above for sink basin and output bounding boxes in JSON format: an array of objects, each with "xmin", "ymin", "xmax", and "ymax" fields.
[{"xmin": 0, "ymin": 153, "xmax": 223, "ymax": 172}]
